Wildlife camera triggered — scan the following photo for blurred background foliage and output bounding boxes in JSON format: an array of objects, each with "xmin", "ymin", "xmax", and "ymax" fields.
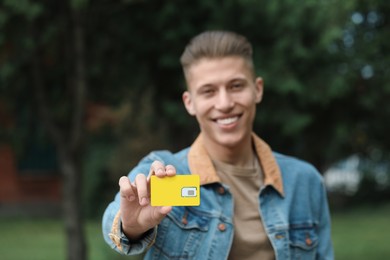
[
  {"xmin": 1, "ymin": 0, "xmax": 390, "ymax": 259},
  {"xmin": 0, "ymin": 0, "xmax": 389, "ymax": 219}
]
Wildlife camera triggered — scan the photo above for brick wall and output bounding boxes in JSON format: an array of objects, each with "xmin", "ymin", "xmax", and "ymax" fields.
[{"xmin": 0, "ymin": 144, "xmax": 62, "ymax": 203}]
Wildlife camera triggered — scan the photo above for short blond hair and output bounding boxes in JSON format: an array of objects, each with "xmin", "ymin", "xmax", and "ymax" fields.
[{"xmin": 180, "ymin": 31, "xmax": 255, "ymax": 77}]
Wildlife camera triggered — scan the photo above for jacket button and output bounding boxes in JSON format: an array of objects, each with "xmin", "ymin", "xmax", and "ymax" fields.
[
  {"xmin": 305, "ymin": 232, "xmax": 312, "ymax": 245},
  {"xmin": 275, "ymin": 234, "xmax": 284, "ymax": 239},
  {"xmin": 217, "ymin": 186, "xmax": 225, "ymax": 195},
  {"xmin": 218, "ymin": 223, "xmax": 226, "ymax": 232},
  {"xmin": 305, "ymin": 232, "xmax": 313, "ymax": 246}
]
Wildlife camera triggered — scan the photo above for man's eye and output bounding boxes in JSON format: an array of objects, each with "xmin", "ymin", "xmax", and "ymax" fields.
[
  {"xmin": 201, "ymin": 89, "xmax": 214, "ymax": 95},
  {"xmin": 231, "ymin": 83, "xmax": 243, "ymax": 89}
]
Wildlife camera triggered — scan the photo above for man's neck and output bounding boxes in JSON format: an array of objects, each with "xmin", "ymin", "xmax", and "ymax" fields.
[{"xmin": 203, "ymin": 134, "xmax": 256, "ymax": 168}]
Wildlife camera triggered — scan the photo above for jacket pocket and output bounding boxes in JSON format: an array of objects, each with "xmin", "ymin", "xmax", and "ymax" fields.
[
  {"xmin": 289, "ymin": 223, "xmax": 318, "ymax": 259},
  {"xmin": 153, "ymin": 206, "xmax": 210, "ymax": 259}
]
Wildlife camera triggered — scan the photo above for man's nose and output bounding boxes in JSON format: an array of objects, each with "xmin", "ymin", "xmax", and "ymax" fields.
[{"xmin": 215, "ymin": 90, "xmax": 234, "ymax": 112}]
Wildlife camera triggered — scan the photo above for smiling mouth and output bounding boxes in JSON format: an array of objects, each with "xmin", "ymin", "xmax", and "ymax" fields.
[{"xmin": 215, "ymin": 116, "xmax": 240, "ymax": 125}]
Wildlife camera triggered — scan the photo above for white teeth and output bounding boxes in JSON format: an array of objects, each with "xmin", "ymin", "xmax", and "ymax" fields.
[{"xmin": 216, "ymin": 116, "xmax": 239, "ymax": 125}]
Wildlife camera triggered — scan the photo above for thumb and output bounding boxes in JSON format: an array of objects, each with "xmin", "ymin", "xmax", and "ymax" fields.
[
  {"xmin": 152, "ymin": 206, "xmax": 172, "ymax": 223},
  {"xmin": 159, "ymin": 206, "xmax": 172, "ymax": 215}
]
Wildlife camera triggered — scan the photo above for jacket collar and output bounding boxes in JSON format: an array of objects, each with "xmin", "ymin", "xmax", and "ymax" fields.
[{"xmin": 188, "ymin": 133, "xmax": 284, "ymax": 196}]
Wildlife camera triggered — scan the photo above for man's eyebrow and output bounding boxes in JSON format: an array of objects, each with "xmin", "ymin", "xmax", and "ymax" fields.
[
  {"xmin": 228, "ymin": 77, "xmax": 248, "ymax": 84},
  {"xmin": 230, "ymin": 78, "xmax": 245, "ymax": 82}
]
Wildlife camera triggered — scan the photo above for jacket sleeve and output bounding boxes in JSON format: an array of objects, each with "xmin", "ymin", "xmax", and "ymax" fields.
[
  {"xmin": 101, "ymin": 155, "xmax": 157, "ymax": 255},
  {"xmin": 316, "ymin": 179, "xmax": 334, "ymax": 259}
]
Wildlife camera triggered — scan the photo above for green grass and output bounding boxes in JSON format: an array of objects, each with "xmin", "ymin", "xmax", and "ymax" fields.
[
  {"xmin": 331, "ymin": 203, "xmax": 390, "ymax": 259},
  {"xmin": 0, "ymin": 217, "xmax": 140, "ymax": 260},
  {"xmin": 0, "ymin": 204, "xmax": 389, "ymax": 259}
]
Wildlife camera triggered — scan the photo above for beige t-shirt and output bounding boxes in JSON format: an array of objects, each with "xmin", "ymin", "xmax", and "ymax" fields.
[{"xmin": 213, "ymin": 158, "xmax": 275, "ymax": 260}]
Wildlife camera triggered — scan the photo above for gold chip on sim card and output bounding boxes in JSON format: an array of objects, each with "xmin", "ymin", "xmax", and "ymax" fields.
[{"xmin": 150, "ymin": 175, "xmax": 200, "ymax": 206}]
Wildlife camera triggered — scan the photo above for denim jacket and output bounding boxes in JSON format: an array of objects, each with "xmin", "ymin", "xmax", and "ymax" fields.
[{"xmin": 103, "ymin": 134, "xmax": 334, "ymax": 259}]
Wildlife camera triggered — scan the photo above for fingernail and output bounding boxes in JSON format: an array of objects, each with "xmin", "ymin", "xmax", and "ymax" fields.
[{"xmin": 157, "ymin": 169, "xmax": 164, "ymax": 175}]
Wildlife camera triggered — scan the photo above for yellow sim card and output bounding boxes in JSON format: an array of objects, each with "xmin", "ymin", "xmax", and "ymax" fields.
[{"xmin": 150, "ymin": 175, "xmax": 200, "ymax": 206}]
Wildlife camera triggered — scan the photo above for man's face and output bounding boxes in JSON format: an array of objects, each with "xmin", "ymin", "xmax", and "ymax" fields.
[{"xmin": 182, "ymin": 56, "xmax": 263, "ymax": 149}]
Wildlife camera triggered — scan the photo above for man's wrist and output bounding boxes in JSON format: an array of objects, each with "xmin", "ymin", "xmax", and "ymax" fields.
[{"xmin": 121, "ymin": 222, "xmax": 151, "ymax": 242}]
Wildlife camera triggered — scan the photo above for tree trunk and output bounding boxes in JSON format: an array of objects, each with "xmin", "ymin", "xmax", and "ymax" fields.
[
  {"xmin": 63, "ymin": 5, "xmax": 88, "ymax": 260},
  {"xmin": 59, "ymin": 148, "xmax": 86, "ymax": 260},
  {"xmin": 31, "ymin": 2, "xmax": 88, "ymax": 259}
]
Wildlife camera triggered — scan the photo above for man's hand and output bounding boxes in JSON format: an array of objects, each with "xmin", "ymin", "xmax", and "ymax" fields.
[{"xmin": 119, "ymin": 161, "xmax": 176, "ymax": 241}]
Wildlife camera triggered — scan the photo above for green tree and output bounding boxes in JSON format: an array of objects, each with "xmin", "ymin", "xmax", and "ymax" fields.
[
  {"xmin": 1, "ymin": 0, "xmax": 88, "ymax": 259},
  {"xmin": 1, "ymin": 1, "xmax": 389, "ymax": 258}
]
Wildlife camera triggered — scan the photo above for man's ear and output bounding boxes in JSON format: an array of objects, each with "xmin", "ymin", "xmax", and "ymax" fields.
[
  {"xmin": 182, "ymin": 91, "xmax": 196, "ymax": 116},
  {"xmin": 254, "ymin": 77, "xmax": 264, "ymax": 104}
]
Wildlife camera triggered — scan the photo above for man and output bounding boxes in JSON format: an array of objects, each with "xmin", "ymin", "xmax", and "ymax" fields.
[{"xmin": 103, "ymin": 31, "xmax": 333, "ymax": 259}]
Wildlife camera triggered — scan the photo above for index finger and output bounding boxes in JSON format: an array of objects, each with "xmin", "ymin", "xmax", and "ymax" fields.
[
  {"xmin": 148, "ymin": 160, "xmax": 166, "ymax": 180},
  {"xmin": 164, "ymin": 164, "xmax": 176, "ymax": 177}
]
